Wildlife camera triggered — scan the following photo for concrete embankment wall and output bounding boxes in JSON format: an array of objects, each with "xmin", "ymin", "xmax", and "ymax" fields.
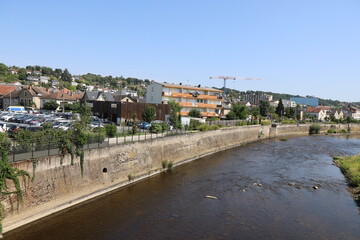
[{"xmin": 3, "ymin": 123, "xmax": 360, "ymax": 232}]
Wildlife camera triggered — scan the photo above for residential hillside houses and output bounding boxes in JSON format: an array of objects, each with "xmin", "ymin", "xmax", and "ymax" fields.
[
  {"xmin": 145, "ymin": 82, "xmax": 224, "ymax": 118},
  {"xmin": 305, "ymin": 107, "xmax": 327, "ymax": 121}
]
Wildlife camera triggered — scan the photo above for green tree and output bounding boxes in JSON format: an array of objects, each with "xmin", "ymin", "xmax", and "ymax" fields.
[
  {"xmin": 41, "ymin": 67, "xmax": 53, "ymax": 76},
  {"xmin": 276, "ymin": 99, "xmax": 285, "ymax": 117},
  {"xmin": 227, "ymin": 103, "xmax": 248, "ymax": 120},
  {"xmin": 188, "ymin": 109, "xmax": 201, "ymax": 118},
  {"xmin": 250, "ymin": 107, "xmax": 260, "ymax": 123},
  {"xmin": 54, "ymin": 68, "xmax": 62, "ymax": 78},
  {"xmin": 259, "ymin": 100, "xmax": 270, "ymax": 117},
  {"xmin": 43, "ymin": 101, "xmax": 59, "ymax": 110},
  {"xmin": 18, "ymin": 68, "xmax": 27, "ymax": 80},
  {"xmin": 61, "ymin": 68, "xmax": 72, "ymax": 82},
  {"xmin": 0, "ymin": 63, "xmax": 7, "ymax": 75},
  {"xmin": 168, "ymin": 101, "xmax": 182, "ymax": 129},
  {"xmin": 142, "ymin": 105, "xmax": 156, "ymax": 122}
]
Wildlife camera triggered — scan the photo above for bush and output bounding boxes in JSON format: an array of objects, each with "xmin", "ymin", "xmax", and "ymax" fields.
[
  {"xmin": 281, "ymin": 120, "xmax": 297, "ymax": 124},
  {"xmin": 104, "ymin": 124, "xmax": 117, "ymax": 137},
  {"xmin": 189, "ymin": 119, "xmax": 201, "ymax": 130},
  {"xmin": 309, "ymin": 124, "xmax": 321, "ymax": 135},
  {"xmin": 198, "ymin": 124, "xmax": 209, "ymax": 131},
  {"xmin": 260, "ymin": 120, "xmax": 271, "ymax": 125},
  {"xmin": 339, "ymin": 129, "xmax": 348, "ymax": 133},
  {"xmin": 327, "ymin": 129, "xmax": 337, "ymax": 134},
  {"xmin": 236, "ymin": 121, "xmax": 247, "ymax": 126},
  {"xmin": 150, "ymin": 123, "xmax": 162, "ymax": 133},
  {"xmin": 209, "ymin": 125, "xmax": 220, "ymax": 131}
]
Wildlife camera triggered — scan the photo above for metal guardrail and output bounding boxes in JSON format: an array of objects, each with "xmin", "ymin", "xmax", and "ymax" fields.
[{"xmin": 8, "ymin": 127, "xmax": 189, "ymax": 162}]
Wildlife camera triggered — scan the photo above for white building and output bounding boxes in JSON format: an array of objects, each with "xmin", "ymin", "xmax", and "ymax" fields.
[{"xmin": 146, "ymin": 82, "xmax": 224, "ymax": 117}]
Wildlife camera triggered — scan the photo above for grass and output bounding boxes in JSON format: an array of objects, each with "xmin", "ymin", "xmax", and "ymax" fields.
[
  {"xmin": 279, "ymin": 137, "xmax": 288, "ymax": 141},
  {"xmin": 333, "ymin": 155, "xmax": 360, "ymax": 188},
  {"xmin": 333, "ymin": 155, "xmax": 360, "ymax": 204}
]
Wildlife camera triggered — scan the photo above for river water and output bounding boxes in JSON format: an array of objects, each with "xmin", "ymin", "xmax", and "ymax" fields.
[{"xmin": 5, "ymin": 135, "xmax": 360, "ymax": 240}]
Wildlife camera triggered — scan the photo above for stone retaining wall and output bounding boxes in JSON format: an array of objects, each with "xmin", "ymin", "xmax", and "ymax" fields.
[{"xmin": 3, "ymin": 124, "xmax": 360, "ymax": 232}]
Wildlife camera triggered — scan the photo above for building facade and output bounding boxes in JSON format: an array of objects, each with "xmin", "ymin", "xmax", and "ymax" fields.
[{"xmin": 146, "ymin": 82, "xmax": 224, "ymax": 117}]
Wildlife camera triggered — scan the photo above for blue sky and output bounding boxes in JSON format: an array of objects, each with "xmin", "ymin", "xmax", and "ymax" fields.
[{"xmin": 1, "ymin": 0, "xmax": 359, "ymax": 102}]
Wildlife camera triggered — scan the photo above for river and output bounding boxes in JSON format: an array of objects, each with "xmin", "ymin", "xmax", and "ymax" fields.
[{"xmin": 5, "ymin": 135, "xmax": 360, "ymax": 240}]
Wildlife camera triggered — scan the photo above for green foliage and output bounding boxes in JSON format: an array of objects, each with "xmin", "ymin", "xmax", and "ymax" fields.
[
  {"xmin": 259, "ymin": 101, "xmax": 270, "ymax": 117},
  {"xmin": 198, "ymin": 124, "xmax": 209, "ymax": 131},
  {"xmin": 168, "ymin": 101, "xmax": 182, "ymax": 129},
  {"xmin": 276, "ymin": 99, "xmax": 285, "ymax": 117},
  {"xmin": 0, "ymin": 133, "xmax": 30, "ymax": 233},
  {"xmin": 260, "ymin": 120, "xmax": 271, "ymax": 125},
  {"xmin": 188, "ymin": 119, "xmax": 201, "ymax": 130},
  {"xmin": 309, "ymin": 124, "xmax": 321, "ymax": 134},
  {"xmin": 142, "ymin": 105, "xmax": 156, "ymax": 123},
  {"xmin": 162, "ymin": 160, "xmax": 168, "ymax": 169},
  {"xmin": 150, "ymin": 123, "xmax": 162, "ymax": 133},
  {"xmin": 61, "ymin": 68, "xmax": 72, "ymax": 82},
  {"xmin": 209, "ymin": 125, "xmax": 220, "ymax": 130},
  {"xmin": 104, "ymin": 124, "xmax": 117, "ymax": 137},
  {"xmin": 281, "ymin": 120, "xmax": 297, "ymax": 124},
  {"xmin": 188, "ymin": 109, "xmax": 201, "ymax": 118},
  {"xmin": 43, "ymin": 101, "xmax": 59, "ymax": 110},
  {"xmin": 334, "ymin": 155, "xmax": 360, "ymax": 188},
  {"xmin": 327, "ymin": 129, "xmax": 337, "ymax": 134},
  {"xmin": 227, "ymin": 103, "xmax": 248, "ymax": 120},
  {"xmin": 167, "ymin": 161, "xmax": 173, "ymax": 170},
  {"xmin": 131, "ymin": 114, "xmax": 138, "ymax": 134},
  {"xmin": 236, "ymin": 121, "xmax": 248, "ymax": 126}
]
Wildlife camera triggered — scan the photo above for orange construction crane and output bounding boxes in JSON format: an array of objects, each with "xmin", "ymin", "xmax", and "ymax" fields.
[{"xmin": 209, "ymin": 76, "xmax": 261, "ymax": 100}]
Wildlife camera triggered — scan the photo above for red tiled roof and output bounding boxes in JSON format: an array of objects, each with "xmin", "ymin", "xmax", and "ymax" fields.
[
  {"xmin": 41, "ymin": 88, "xmax": 83, "ymax": 101},
  {"xmin": 0, "ymin": 86, "xmax": 17, "ymax": 96},
  {"xmin": 306, "ymin": 107, "xmax": 322, "ymax": 113}
]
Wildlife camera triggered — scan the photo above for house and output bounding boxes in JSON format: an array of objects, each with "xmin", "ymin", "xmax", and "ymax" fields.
[
  {"xmin": 82, "ymin": 91, "xmax": 115, "ymax": 108},
  {"xmin": 120, "ymin": 88, "xmax": 138, "ymax": 97},
  {"xmin": 2, "ymin": 89, "xmax": 21, "ymax": 109},
  {"xmin": 8, "ymin": 68, "xmax": 18, "ymax": 75},
  {"xmin": 113, "ymin": 94, "xmax": 137, "ymax": 103},
  {"xmin": 40, "ymin": 76, "xmax": 50, "ymax": 84},
  {"xmin": 17, "ymin": 86, "xmax": 50, "ymax": 108},
  {"xmin": 0, "ymin": 85, "xmax": 18, "ymax": 109},
  {"xmin": 51, "ymin": 79, "xmax": 60, "ymax": 87},
  {"xmin": 349, "ymin": 107, "xmax": 360, "ymax": 120},
  {"xmin": 25, "ymin": 70, "xmax": 32, "ymax": 75},
  {"xmin": 145, "ymin": 82, "xmax": 224, "ymax": 118},
  {"xmin": 27, "ymin": 76, "xmax": 40, "ymax": 84},
  {"xmin": 33, "ymin": 70, "xmax": 41, "ymax": 75},
  {"xmin": 305, "ymin": 107, "xmax": 326, "ymax": 121},
  {"xmin": 40, "ymin": 88, "xmax": 83, "ymax": 109},
  {"xmin": 330, "ymin": 109, "xmax": 344, "ymax": 120}
]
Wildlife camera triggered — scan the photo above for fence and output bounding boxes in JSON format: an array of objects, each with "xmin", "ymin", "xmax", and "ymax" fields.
[{"xmin": 7, "ymin": 127, "xmax": 189, "ymax": 162}]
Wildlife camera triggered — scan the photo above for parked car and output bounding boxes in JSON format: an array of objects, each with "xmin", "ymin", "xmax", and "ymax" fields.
[{"xmin": 138, "ymin": 122, "xmax": 151, "ymax": 130}]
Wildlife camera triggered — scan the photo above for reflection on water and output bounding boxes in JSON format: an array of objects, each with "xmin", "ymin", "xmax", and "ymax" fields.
[{"xmin": 5, "ymin": 135, "xmax": 360, "ymax": 240}]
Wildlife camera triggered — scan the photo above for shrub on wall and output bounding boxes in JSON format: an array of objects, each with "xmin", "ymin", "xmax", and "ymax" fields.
[{"xmin": 309, "ymin": 124, "xmax": 321, "ymax": 135}]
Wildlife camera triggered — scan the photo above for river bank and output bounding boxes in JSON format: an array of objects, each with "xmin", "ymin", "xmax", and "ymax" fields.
[
  {"xmin": 333, "ymin": 154, "xmax": 360, "ymax": 205},
  {"xmin": 3, "ymin": 123, "xmax": 360, "ymax": 233}
]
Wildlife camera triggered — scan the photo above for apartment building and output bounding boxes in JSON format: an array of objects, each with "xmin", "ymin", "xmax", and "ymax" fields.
[{"xmin": 146, "ymin": 82, "xmax": 224, "ymax": 117}]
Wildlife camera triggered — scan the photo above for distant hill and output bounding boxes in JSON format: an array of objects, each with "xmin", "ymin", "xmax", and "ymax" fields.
[{"xmin": 220, "ymin": 88, "xmax": 356, "ymax": 107}]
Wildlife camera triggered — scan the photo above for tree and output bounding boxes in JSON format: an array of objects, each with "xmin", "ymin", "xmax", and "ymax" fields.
[
  {"xmin": 227, "ymin": 103, "xmax": 248, "ymax": 120},
  {"xmin": 142, "ymin": 105, "xmax": 156, "ymax": 123},
  {"xmin": 188, "ymin": 109, "xmax": 201, "ymax": 118},
  {"xmin": 18, "ymin": 68, "xmax": 27, "ymax": 80},
  {"xmin": 61, "ymin": 68, "xmax": 72, "ymax": 82},
  {"xmin": 43, "ymin": 101, "xmax": 59, "ymax": 110},
  {"xmin": 54, "ymin": 68, "xmax": 62, "ymax": 79},
  {"xmin": 168, "ymin": 101, "xmax": 182, "ymax": 129},
  {"xmin": 250, "ymin": 107, "xmax": 260, "ymax": 123},
  {"xmin": 41, "ymin": 67, "xmax": 53, "ymax": 76},
  {"xmin": 259, "ymin": 100, "xmax": 270, "ymax": 117},
  {"xmin": 276, "ymin": 99, "xmax": 285, "ymax": 117},
  {"xmin": 0, "ymin": 63, "xmax": 7, "ymax": 75}
]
